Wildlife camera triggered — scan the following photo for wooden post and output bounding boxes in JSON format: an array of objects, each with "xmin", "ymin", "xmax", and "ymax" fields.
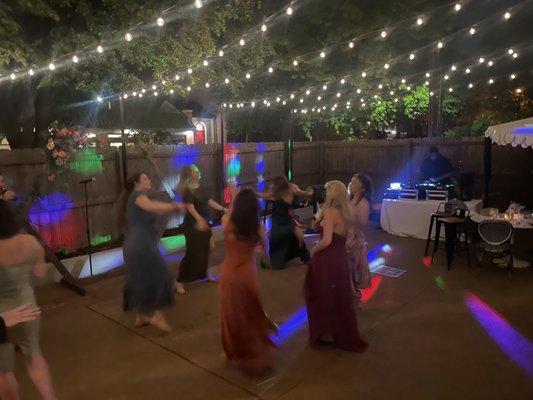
[{"xmin": 119, "ymin": 97, "xmax": 128, "ymax": 185}]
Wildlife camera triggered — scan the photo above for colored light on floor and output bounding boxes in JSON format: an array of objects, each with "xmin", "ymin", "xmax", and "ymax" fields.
[
  {"xmin": 381, "ymin": 244, "xmax": 393, "ymax": 253},
  {"xmin": 435, "ymin": 275, "xmax": 446, "ymax": 290},
  {"xmin": 464, "ymin": 292, "xmax": 533, "ymax": 378},
  {"xmin": 422, "ymin": 256, "xmax": 432, "ymax": 267},
  {"xmin": 270, "ymin": 307, "xmax": 308, "ymax": 345},
  {"xmin": 361, "ymin": 275, "xmax": 382, "ymax": 303},
  {"xmin": 369, "ymin": 257, "xmax": 385, "ymax": 272},
  {"xmin": 159, "ymin": 235, "xmax": 186, "ymax": 253}
]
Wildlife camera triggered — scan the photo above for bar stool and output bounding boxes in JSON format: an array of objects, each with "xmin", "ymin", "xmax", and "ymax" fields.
[
  {"xmin": 432, "ymin": 207, "xmax": 472, "ymax": 270},
  {"xmin": 424, "ymin": 202, "xmax": 456, "ymax": 257}
]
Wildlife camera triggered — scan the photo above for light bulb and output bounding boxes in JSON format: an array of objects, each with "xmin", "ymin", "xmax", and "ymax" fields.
[
  {"xmin": 349, "ymin": 41, "xmax": 355, "ymax": 49},
  {"xmin": 478, "ymin": 57, "xmax": 485, "ymax": 64},
  {"xmin": 425, "ymin": 81, "xmax": 429, "ymax": 85},
  {"xmin": 287, "ymin": 7, "xmax": 293, "ymax": 15},
  {"xmin": 515, "ymin": 88, "xmax": 522, "ymax": 94},
  {"xmin": 504, "ymin": 12, "xmax": 511, "ymax": 20},
  {"xmin": 187, "ymin": 86, "xmax": 191, "ymax": 92},
  {"xmin": 384, "ymin": 63, "xmax": 389, "ymax": 69},
  {"xmin": 132, "ymin": 92, "xmax": 137, "ymax": 96},
  {"xmin": 465, "ymin": 68, "xmax": 471, "ymax": 74},
  {"xmin": 156, "ymin": 17, "xmax": 165, "ymax": 26},
  {"xmin": 508, "ymin": 48, "xmax": 514, "ymax": 55},
  {"xmin": 28, "ymin": 69, "xmax": 34, "ymax": 76},
  {"xmin": 96, "ymin": 96, "xmax": 103, "ymax": 102},
  {"xmin": 224, "ymin": 78, "xmax": 230, "ymax": 84},
  {"xmin": 194, "ymin": 0, "xmax": 203, "ymax": 9},
  {"xmin": 152, "ymin": 85, "xmax": 156, "ymax": 90},
  {"xmin": 169, "ymin": 89, "xmax": 174, "ymax": 94},
  {"xmin": 153, "ymin": 91, "xmax": 158, "ymax": 96},
  {"xmin": 401, "ymin": 78, "xmax": 406, "ymax": 84},
  {"xmin": 444, "ymin": 75, "xmax": 449, "ymax": 80},
  {"xmin": 451, "ymin": 65, "xmax": 457, "ymax": 71},
  {"xmin": 488, "ymin": 78, "xmax": 494, "ymax": 85},
  {"xmin": 317, "ymin": 96, "xmax": 322, "ymax": 101},
  {"xmin": 175, "ymin": 74, "xmax": 180, "ymax": 81},
  {"xmin": 469, "ymin": 27, "xmax": 476, "ymax": 35},
  {"xmin": 293, "ymin": 60, "xmax": 298, "ymax": 66},
  {"xmin": 276, "ymin": 97, "xmax": 281, "ymax": 102},
  {"xmin": 437, "ymin": 41, "xmax": 444, "ymax": 49},
  {"xmin": 246, "ymin": 73, "xmax": 251, "ymax": 79},
  {"xmin": 361, "ymin": 72, "xmax": 367, "ymax": 77},
  {"xmin": 125, "ymin": 32, "xmax": 133, "ymax": 42},
  {"xmin": 430, "ymin": 91, "xmax": 434, "ymax": 96},
  {"xmin": 218, "ymin": 50, "xmax": 224, "ymax": 57},
  {"xmin": 188, "ymin": 68, "xmax": 193, "ymax": 74},
  {"xmin": 512, "ymin": 53, "xmax": 518, "ymax": 59},
  {"xmin": 425, "ymin": 72, "xmax": 431, "ymax": 78},
  {"xmin": 306, "ymin": 90, "xmax": 311, "ymax": 95},
  {"xmin": 10, "ymin": 73, "xmax": 15, "ymax": 80},
  {"xmin": 336, "ymin": 92, "xmax": 341, "ymax": 97},
  {"xmin": 282, "ymin": 100, "xmax": 287, "ymax": 105},
  {"xmin": 390, "ymin": 90, "xmax": 395, "ymax": 95},
  {"xmin": 251, "ymin": 101, "xmax": 256, "ymax": 107},
  {"xmin": 380, "ymin": 31, "xmax": 387, "ymax": 38},
  {"xmin": 290, "ymin": 94, "xmax": 295, "ymax": 99},
  {"xmin": 448, "ymin": 87, "xmax": 453, "ymax": 92},
  {"xmin": 454, "ymin": 3, "xmax": 461, "ymax": 11},
  {"xmin": 417, "ymin": 18, "xmax": 423, "ymax": 26},
  {"xmin": 488, "ymin": 60, "xmax": 493, "ymax": 67},
  {"xmin": 510, "ymin": 74, "xmax": 516, "ymax": 80},
  {"xmin": 97, "ymin": 45, "xmax": 104, "ymax": 53},
  {"xmin": 239, "ymin": 38, "xmax": 245, "ymax": 46},
  {"xmin": 468, "ymin": 83, "xmax": 473, "ymax": 89},
  {"xmin": 378, "ymin": 84, "xmax": 383, "ymax": 89},
  {"xmin": 268, "ymin": 67, "xmax": 274, "ymax": 73},
  {"xmin": 407, "ymin": 86, "xmax": 411, "ymax": 90},
  {"xmin": 138, "ymin": 93, "xmax": 143, "ymax": 98},
  {"xmin": 72, "ymin": 55, "xmax": 79, "ymax": 63},
  {"xmin": 205, "ymin": 82, "xmax": 210, "ymax": 88},
  {"xmin": 261, "ymin": 24, "xmax": 267, "ymax": 32},
  {"xmin": 320, "ymin": 51, "xmax": 326, "ymax": 58},
  {"xmin": 300, "ymin": 98, "xmax": 304, "ymax": 103},
  {"xmin": 141, "ymin": 89, "xmax": 146, "ymax": 93},
  {"xmin": 48, "ymin": 63, "xmax": 55, "ymax": 70},
  {"xmin": 161, "ymin": 80, "xmax": 166, "ymax": 85},
  {"xmin": 356, "ymin": 89, "xmax": 361, "ymax": 94},
  {"xmin": 409, "ymin": 53, "xmax": 415, "ymax": 60},
  {"xmin": 322, "ymin": 84, "xmax": 327, "ymax": 90},
  {"xmin": 341, "ymin": 78, "xmax": 346, "ymax": 84},
  {"xmin": 203, "ymin": 60, "xmax": 209, "ymax": 66}
]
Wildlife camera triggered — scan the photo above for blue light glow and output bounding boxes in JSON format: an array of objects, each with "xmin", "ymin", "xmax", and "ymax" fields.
[{"xmin": 270, "ymin": 307, "xmax": 308, "ymax": 345}]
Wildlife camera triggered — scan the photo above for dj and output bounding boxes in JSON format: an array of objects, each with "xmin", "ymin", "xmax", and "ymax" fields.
[
  {"xmin": 420, "ymin": 147, "xmax": 454, "ymax": 185},
  {"xmin": 0, "ymin": 171, "xmax": 17, "ymax": 201}
]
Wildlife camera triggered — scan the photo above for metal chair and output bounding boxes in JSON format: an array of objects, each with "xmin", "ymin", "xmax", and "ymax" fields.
[
  {"xmin": 476, "ymin": 220, "xmax": 514, "ymax": 275},
  {"xmin": 432, "ymin": 204, "xmax": 472, "ymax": 269},
  {"xmin": 424, "ymin": 202, "xmax": 457, "ymax": 257}
]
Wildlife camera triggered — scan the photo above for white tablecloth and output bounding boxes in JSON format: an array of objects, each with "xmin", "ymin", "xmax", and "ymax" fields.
[{"xmin": 380, "ymin": 199, "xmax": 482, "ymax": 239}]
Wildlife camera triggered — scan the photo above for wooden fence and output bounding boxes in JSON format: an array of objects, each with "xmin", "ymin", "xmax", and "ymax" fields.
[{"xmin": 1, "ymin": 138, "xmax": 531, "ymax": 251}]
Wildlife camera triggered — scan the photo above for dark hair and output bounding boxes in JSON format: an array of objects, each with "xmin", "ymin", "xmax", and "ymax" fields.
[
  {"xmin": 352, "ymin": 173, "xmax": 374, "ymax": 206},
  {"xmin": 271, "ymin": 175, "xmax": 290, "ymax": 199},
  {"xmin": 0, "ymin": 199, "xmax": 21, "ymax": 239},
  {"xmin": 178, "ymin": 165, "xmax": 200, "ymax": 195},
  {"xmin": 230, "ymin": 188, "xmax": 260, "ymax": 243},
  {"xmin": 117, "ymin": 172, "xmax": 144, "ymax": 235},
  {"xmin": 429, "ymin": 146, "xmax": 439, "ymax": 154}
]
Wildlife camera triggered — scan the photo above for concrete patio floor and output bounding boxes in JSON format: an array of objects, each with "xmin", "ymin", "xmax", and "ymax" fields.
[{"xmin": 14, "ymin": 230, "xmax": 533, "ymax": 400}]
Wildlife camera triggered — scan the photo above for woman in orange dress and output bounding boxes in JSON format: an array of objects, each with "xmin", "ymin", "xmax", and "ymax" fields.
[{"xmin": 219, "ymin": 187, "xmax": 276, "ymax": 375}]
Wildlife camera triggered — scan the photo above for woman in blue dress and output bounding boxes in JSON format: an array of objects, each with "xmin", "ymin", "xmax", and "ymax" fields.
[{"xmin": 122, "ymin": 172, "xmax": 182, "ymax": 332}]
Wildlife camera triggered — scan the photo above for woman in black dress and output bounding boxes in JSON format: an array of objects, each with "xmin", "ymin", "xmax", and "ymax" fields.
[
  {"xmin": 176, "ymin": 165, "xmax": 227, "ymax": 294},
  {"xmin": 259, "ymin": 176, "xmax": 313, "ymax": 269},
  {"xmin": 123, "ymin": 172, "xmax": 182, "ymax": 332}
]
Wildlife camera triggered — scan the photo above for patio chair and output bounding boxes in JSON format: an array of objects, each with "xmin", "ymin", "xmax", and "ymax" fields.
[
  {"xmin": 476, "ymin": 220, "xmax": 514, "ymax": 275},
  {"xmin": 424, "ymin": 201, "xmax": 457, "ymax": 257}
]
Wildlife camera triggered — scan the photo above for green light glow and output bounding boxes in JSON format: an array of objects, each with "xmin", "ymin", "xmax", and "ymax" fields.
[
  {"xmin": 288, "ymin": 169, "xmax": 293, "ymax": 180},
  {"xmin": 435, "ymin": 276, "xmax": 446, "ymax": 291},
  {"xmin": 68, "ymin": 148, "xmax": 104, "ymax": 175},
  {"xmin": 160, "ymin": 235, "xmax": 186, "ymax": 252},
  {"xmin": 90, "ymin": 234, "xmax": 111, "ymax": 246}
]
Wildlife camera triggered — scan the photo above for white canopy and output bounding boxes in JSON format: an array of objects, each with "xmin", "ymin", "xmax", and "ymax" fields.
[{"xmin": 484, "ymin": 117, "xmax": 533, "ymax": 148}]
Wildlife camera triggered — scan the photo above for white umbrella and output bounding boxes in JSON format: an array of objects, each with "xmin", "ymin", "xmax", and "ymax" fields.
[{"xmin": 484, "ymin": 116, "xmax": 533, "ymax": 148}]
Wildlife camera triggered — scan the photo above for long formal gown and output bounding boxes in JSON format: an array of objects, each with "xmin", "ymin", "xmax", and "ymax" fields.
[
  {"xmin": 219, "ymin": 221, "xmax": 276, "ymax": 373},
  {"xmin": 267, "ymin": 199, "xmax": 310, "ymax": 269},
  {"xmin": 123, "ymin": 190, "xmax": 174, "ymax": 315},
  {"xmin": 349, "ymin": 199, "xmax": 371, "ymax": 291},
  {"xmin": 178, "ymin": 187, "xmax": 212, "ymax": 282},
  {"xmin": 305, "ymin": 224, "xmax": 368, "ymax": 352}
]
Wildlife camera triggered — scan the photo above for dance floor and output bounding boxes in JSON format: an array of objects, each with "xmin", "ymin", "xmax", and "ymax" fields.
[{"xmin": 15, "ymin": 230, "xmax": 533, "ymax": 399}]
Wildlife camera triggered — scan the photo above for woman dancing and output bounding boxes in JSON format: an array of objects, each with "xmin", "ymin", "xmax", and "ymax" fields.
[
  {"xmin": 219, "ymin": 185, "xmax": 276, "ymax": 375},
  {"xmin": 348, "ymin": 174, "xmax": 373, "ymax": 305},
  {"xmin": 260, "ymin": 176, "xmax": 313, "ymax": 269},
  {"xmin": 176, "ymin": 165, "xmax": 227, "ymax": 295},
  {"xmin": 0, "ymin": 199, "xmax": 57, "ymax": 400},
  {"xmin": 305, "ymin": 181, "xmax": 368, "ymax": 352},
  {"xmin": 122, "ymin": 173, "xmax": 182, "ymax": 332}
]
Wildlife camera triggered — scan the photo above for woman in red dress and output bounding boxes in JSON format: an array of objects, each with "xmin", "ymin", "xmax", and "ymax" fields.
[
  {"xmin": 305, "ymin": 181, "xmax": 368, "ymax": 352},
  {"xmin": 219, "ymin": 186, "xmax": 277, "ymax": 375}
]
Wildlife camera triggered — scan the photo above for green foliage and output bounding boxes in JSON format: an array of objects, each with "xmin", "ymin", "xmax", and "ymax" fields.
[
  {"xmin": 369, "ymin": 97, "xmax": 397, "ymax": 129},
  {"xmin": 402, "ymin": 84, "xmax": 429, "ymax": 122},
  {"xmin": 470, "ymin": 113, "xmax": 493, "ymax": 137},
  {"xmin": 134, "ymin": 129, "xmax": 185, "ymax": 145}
]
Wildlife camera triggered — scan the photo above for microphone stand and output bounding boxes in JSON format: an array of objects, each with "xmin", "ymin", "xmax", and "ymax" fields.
[{"xmin": 80, "ymin": 179, "xmax": 94, "ymax": 276}]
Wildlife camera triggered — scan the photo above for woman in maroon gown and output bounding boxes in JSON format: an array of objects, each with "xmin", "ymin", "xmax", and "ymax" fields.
[
  {"xmin": 219, "ymin": 186, "xmax": 277, "ymax": 375},
  {"xmin": 305, "ymin": 180, "xmax": 368, "ymax": 352}
]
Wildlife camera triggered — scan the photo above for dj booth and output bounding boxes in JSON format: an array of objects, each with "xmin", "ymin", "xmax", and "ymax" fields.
[{"xmin": 380, "ymin": 181, "xmax": 481, "ymax": 239}]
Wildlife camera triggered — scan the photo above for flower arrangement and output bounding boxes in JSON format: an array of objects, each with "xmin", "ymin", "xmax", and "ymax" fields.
[{"xmin": 45, "ymin": 123, "xmax": 87, "ymax": 181}]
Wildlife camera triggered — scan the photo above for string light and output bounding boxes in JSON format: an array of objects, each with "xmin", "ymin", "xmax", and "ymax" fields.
[
  {"xmin": 141, "ymin": 88, "xmax": 146, "ymax": 93},
  {"xmin": 425, "ymin": 72, "xmax": 431, "ymax": 78},
  {"xmin": 317, "ymin": 96, "xmax": 322, "ymax": 101},
  {"xmin": 336, "ymin": 92, "xmax": 341, "ymax": 97},
  {"xmin": 488, "ymin": 78, "xmax": 494, "ymax": 84},
  {"xmin": 409, "ymin": 53, "xmax": 415, "ymax": 60},
  {"xmin": 361, "ymin": 72, "xmax": 367, "ymax": 78},
  {"xmin": 72, "ymin": 55, "xmax": 79, "ymax": 63},
  {"xmin": 357, "ymin": 89, "xmax": 361, "ymax": 94},
  {"xmin": 380, "ymin": 31, "xmax": 387, "ymax": 38},
  {"xmin": 384, "ymin": 63, "xmax": 390, "ymax": 69},
  {"xmin": 448, "ymin": 87, "xmax": 453, "ymax": 92},
  {"xmin": 510, "ymin": 73, "xmax": 516, "ymax": 80},
  {"xmin": 10, "ymin": 73, "xmax": 15, "ymax": 80},
  {"xmin": 320, "ymin": 51, "xmax": 326, "ymax": 58},
  {"xmin": 487, "ymin": 60, "xmax": 494, "ymax": 67},
  {"xmin": 300, "ymin": 98, "xmax": 304, "ymax": 103},
  {"xmin": 96, "ymin": 96, "xmax": 103, "ymax": 102},
  {"xmin": 261, "ymin": 24, "xmax": 267, "ymax": 32},
  {"xmin": 287, "ymin": 6, "xmax": 293, "ymax": 15},
  {"xmin": 401, "ymin": 78, "xmax": 406, "ymax": 84},
  {"xmin": 97, "ymin": 45, "xmax": 104, "ymax": 54},
  {"xmin": 451, "ymin": 65, "xmax": 457, "ymax": 71},
  {"xmin": 138, "ymin": 93, "xmax": 143, "ymax": 98},
  {"xmin": 508, "ymin": 48, "xmax": 514, "ymax": 55},
  {"xmin": 504, "ymin": 12, "xmax": 511, "ymax": 20},
  {"xmin": 154, "ymin": 91, "xmax": 158, "ymax": 96},
  {"xmin": 322, "ymin": 84, "xmax": 328, "ymax": 90},
  {"xmin": 349, "ymin": 41, "xmax": 355, "ymax": 49},
  {"xmin": 151, "ymin": 85, "xmax": 156, "ymax": 90},
  {"xmin": 125, "ymin": 33, "xmax": 133, "ymax": 42},
  {"xmin": 437, "ymin": 41, "xmax": 444, "ymax": 49},
  {"xmin": 454, "ymin": 3, "xmax": 461, "ymax": 12},
  {"xmin": 465, "ymin": 68, "xmax": 471, "ymax": 74},
  {"xmin": 187, "ymin": 86, "xmax": 191, "ymax": 91},
  {"xmin": 515, "ymin": 88, "xmax": 522, "ymax": 94},
  {"xmin": 340, "ymin": 78, "xmax": 346, "ymax": 84},
  {"xmin": 468, "ymin": 83, "xmax": 473, "ymax": 88},
  {"xmin": 290, "ymin": 94, "xmax": 295, "ymax": 99},
  {"xmin": 28, "ymin": 69, "xmax": 34, "ymax": 76},
  {"xmin": 224, "ymin": 78, "xmax": 230, "ymax": 84},
  {"xmin": 246, "ymin": 73, "xmax": 251, "ymax": 79},
  {"xmin": 478, "ymin": 57, "xmax": 485, "ymax": 63},
  {"xmin": 205, "ymin": 82, "xmax": 210, "ymax": 88},
  {"xmin": 416, "ymin": 18, "xmax": 423, "ymax": 26},
  {"xmin": 378, "ymin": 84, "xmax": 383, "ymax": 89},
  {"xmin": 306, "ymin": 89, "xmax": 311, "ymax": 95},
  {"xmin": 293, "ymin": 60, "xmax": 299, "ymax": 66},
  {"xmin": 444, "ymin": 74, "xmax": 449, "ymax": 80},
  {"xmin": 218, "ymin": 50, "xmax": 224, "ymax": 57},
  {"xmin": 276, "ymin": 97, "xmax": 281, "ymax": 102},
  {"xmin": 425, "ymin": 81, "xmax": 429, "ymax": 85},
  {"xmin": 512, "ymin": 53, "xmax": 518, "ymax": 59},
  {"xmin": 251, "ymin": 101, "xmax": 256, "ymax": 107},
  {"xmin": 156, "ymin": 17, "xmax": 165, "ymax": 27},
  {"xmin": 194, "ymin": 0, "xmax": 203, "ymax": 9},
  {"xmin": 282, "ymin": 100, "xmax": 287, "ymax": 105},
  {"xmin": 430, "ymin": 91, "xmax": 434, "ymax": 96},
  {"xmin": 175, "ymin": 74, "xmax": 180, "ymax": 80},
  {"xmin": 268, "ymin": 67, "xmax": 274, "ymax": 73},
  {"xmin": 169, "ymin": 89, "xmax": 174, "ymax": 94},
  {"xmin": 389, "ymin": 90, "xmax": 394, "ymax": 95},
  {"xmin": 187, "ymin": 68, "xmax": 193, "ymax": 74},
  {"xmin": 239, "ymin": 38, "xmax": 245, "ymax": 46},
  {"xmin": 123, "ymin": 93, "xmax": 129, "ymax": 99},
  {"xmin": 469, "ymin": 27, "xmax": 476, "ymax": 35},
  {"xmin": 48, "ymin": 63, "xmax": 55, "ymax": 70}
]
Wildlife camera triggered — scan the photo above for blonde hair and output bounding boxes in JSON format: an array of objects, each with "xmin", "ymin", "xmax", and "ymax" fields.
[{"xmin": 317, "ymin": 180, "xmax": 352, "ymax": 223}]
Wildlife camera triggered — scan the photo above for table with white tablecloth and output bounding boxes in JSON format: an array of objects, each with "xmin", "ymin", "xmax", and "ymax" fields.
[{"xmin": 380, "ymin": 198, "xmax": 482, "ymax": 239}]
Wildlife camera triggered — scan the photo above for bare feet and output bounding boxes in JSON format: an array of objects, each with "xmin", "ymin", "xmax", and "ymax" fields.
[
  {"xmin": 175, "ymin": 281, "xmax": 186, "ymax": 295},
  {"xmin": 134, "ymin": 315, "xmax": 150, "ymax": 327},
  {"xmin": 150, "ymin": 312, "xmax": 171, "ymax": 333}
]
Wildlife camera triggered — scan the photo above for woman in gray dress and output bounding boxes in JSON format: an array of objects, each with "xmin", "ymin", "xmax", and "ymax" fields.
[
  {"xmin": 0, "ymin": 199, "xmax": 57, "ymax": 400},
  {"xmin": 123, "ymin": 173, "xmax": 182, "ymax": 332}
]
